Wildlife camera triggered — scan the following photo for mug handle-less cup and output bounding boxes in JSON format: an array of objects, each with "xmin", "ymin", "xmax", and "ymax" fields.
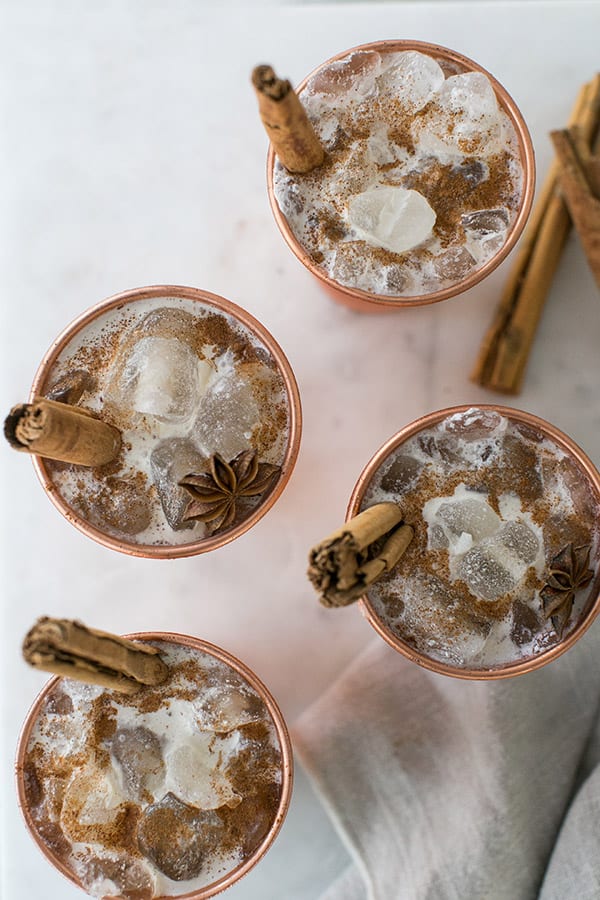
[
  {"xmin": 346, "ymin": 405, "xmax": 600, "ymax": 678},
  {"xmin": 27, "ymin": 285, "xmax": 302, "ymax": 558},
  {"xmin": 15, "ymin": 631, "xmax": 294, "ymax": 900},
  {"xmin": 266, "ymin": 40, "xmax": 535, "ymax": 312}
]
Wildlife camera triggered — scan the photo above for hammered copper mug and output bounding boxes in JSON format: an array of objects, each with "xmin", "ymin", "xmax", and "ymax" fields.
[
  {"xmin": 22, "ymin": 284, "xmax": 302, "ymax": 558},
  {"xmin": 15, "ymin": 631, "xmax": 293, "ymax": 900},
  {"xmin": 266, "ymin": 40, "xmax": 535, "ymax": 312},
  {"xmin": 346, "ymin": 404, "xmax": 600, "ymax": 678}
]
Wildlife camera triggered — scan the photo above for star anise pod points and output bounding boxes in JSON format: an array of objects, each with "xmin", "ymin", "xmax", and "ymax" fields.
[
  {"xmin": 179, "ymin": 449, "xmax": 281, "ymax": 533},
  {"xmin": 540, "ymin": 542, "xmax": 595, "ymax": 637}
]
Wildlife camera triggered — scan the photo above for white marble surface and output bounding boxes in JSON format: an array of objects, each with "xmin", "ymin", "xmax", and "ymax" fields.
[{"xmin": 1, "ymin": 2, "xmax": 599, "ymax": 898}]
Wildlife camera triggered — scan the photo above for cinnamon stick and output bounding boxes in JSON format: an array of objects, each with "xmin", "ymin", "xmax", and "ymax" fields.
[
  {"xmin": 4, "ymin": 398, "xmax": 121, "ymax": 466},
  {"xmin": 308, "ymin": 503, "xmax": 414, "ymax": 608},
  {"xmin": 252, "ymin": 64, "xmax": 325, "ymax": 173},
  {"xmin": 471, "ymin": 74, "xmax": 600, "ymax": 394},
  {"xmin": 23, "ymin": 618, "xmax": 169, "ymax": 694},
  {"xmin": 551, "ymin": 128, "xmax": 600, "ymax": 288}
]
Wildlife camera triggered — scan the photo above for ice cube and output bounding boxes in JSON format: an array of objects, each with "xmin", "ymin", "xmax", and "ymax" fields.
[
  {"xmin": 84, "ymin": 475, "xmax": 153, "ymax": 536},
  {"xmin": 443, "ymin": 408, "xmax": 505, "ymax": 440},
  {"xmin": 150, "ymin": 438, "xmax": 206, "ymax": 530},
  {"xmin": 413, "ymin": 72, "xmax": 504, "ymax": 159},
  {"xmin": 428, "ymin": 523, "xmax": 449, "ymax": 550},
  {"xmin": 437, "ymin": 497, "xmax": 501, "ymax": 542},
  {"xmin": 163, "ymin": 733, "xmax": 240, "ymax": 809},
  {"xmin": 75, "ymin": 853, "xmax": 156, "ymax": 900},
  {"xmin": 195, "ymin": 685, "xmax": 263, "ymax": 734},
  {"xmin": 111, "ymin": 726, "xmax": 165, "ymax": 802},
  {"xmin": 46, "ymin": 370, "xmax": 96, "ymax": 405},
  {"xmin": 453, "ymin": 159, "xmax": 489, "ymax": 187},
  {"xmin": 458, "ymin": 546, "xmax": 516, "ymax": 601},
  {"xmin": 431, "ymin": 247, "xmax": 476, "ymax": 283},
  {"xmin": 510, "ymin": 600, "xmax": 541, "ymax": 647},
  {"xmin": 60, "ymin": 765, "xmax": 131, "ymax": 844},
  {"xmin": 330, "ymin": 241, "xmax": 378, "ymax": 290},
  {"xmin": 192, "ymin": 353, "xmax": 260, "ymax": 459},
  {"xmin": 307, "ymin": 50, "xmax": 382, "ymax": 100},
  {"xmin": 380, "ymin": 454, "xmax": 422, "ymax": 493},
  {"xmin": 462, "ymin": 208, "xmax": 509, "ymax": 235},
  {"xmin": 108, "ymin": 336, "xmax": 213, "ymax": 424},
  {"xmin": 137, "ymin": 792, "xmax": 224, "ymax": 881},
  {"xmin": 497, "ymin": 521, "xmax": 539, "ymax": 564},
  {"xmin": 348, "ymin": 186, "xmax": 436, "ymax": 254},
  {"xmin": 366, "ymin": 122, "xmax": 398, "ymax": 166},
  {"xmin": 377, "ymin": 50, "xmax": 445, "ymax": 111}
]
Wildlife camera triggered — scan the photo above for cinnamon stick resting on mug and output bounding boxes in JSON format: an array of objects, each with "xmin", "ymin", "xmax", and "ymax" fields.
[
  {"xmin": 308, "ymin": 503, "xmax": 414, "ymax": 608},
  {"xmin": 23, "ymin": 618, "xmax": 169, "ymax": 694},
  {"xmin": 252, "ymin": 64, "xmax": 325, "ymax": 173},
  {"xmin": 4, "ymin": 398, "xmax": 121, "ymax": 466}
]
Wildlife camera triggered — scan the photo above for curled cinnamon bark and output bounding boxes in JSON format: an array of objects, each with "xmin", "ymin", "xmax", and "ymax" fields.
[
  {"xmin": 23, "ymin": 618, "xmax": 169, "ymax": 694},
  {"xmin": 308, "ymin": 503, "xmax": 413, "ymax": 608},
  {"xmin": 4, "ymin": 398, "xmax": 121, "ymax": 466},
  {"xmin": 252, "ymin": 64, "xmax": 325, "ymax": 173}
]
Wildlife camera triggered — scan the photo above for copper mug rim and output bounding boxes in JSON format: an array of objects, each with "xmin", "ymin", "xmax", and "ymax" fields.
[
  {"xmin": 28, "ymin": 284, "xmax": 303, "ymax": 558},
  {"xmin": 347, "ymin": 404, "xmax": 600, "ymax": 679},
  {"xmin": 266, "ymin": 39, "xmax": 536, "ymax": 309},
  {"xmin": 15, "ymin": 630, "xmax": 294, "ymax": 900}
]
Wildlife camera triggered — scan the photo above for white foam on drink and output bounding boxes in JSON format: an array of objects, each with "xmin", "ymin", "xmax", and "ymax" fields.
[
  {"xmin": 363, "ymin": 409, "xmax": 599, "ymax": 668},
  {"xmin": 273, "ymin": 49, "xmax": 524, "ymax": 296},
  {"xmin": 27, "ymin": 641, "xmax": 283, "ymax": 898},
  {"xmin": 43, "ymin": 296, "xmax": 291, "ymax": 545}
]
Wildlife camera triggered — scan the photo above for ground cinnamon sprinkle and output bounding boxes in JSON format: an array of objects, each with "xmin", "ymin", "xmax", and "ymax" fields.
[
  {"xmin": 23, "ymin": 641, "xmax": 284, "ymax": 895},
  {"xmin": 361, "ymin": 413, "xmax": 599, "ymax": 663}
]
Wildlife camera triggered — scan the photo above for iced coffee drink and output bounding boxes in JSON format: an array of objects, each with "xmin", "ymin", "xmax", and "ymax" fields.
[
  {"xmin": 17, "ymin": 633, "xmax": 291, "ymax": 899},
  {"xmin": 269, "ymin": 41, "xmax": 533, "ymax": 305},
  {"xmin": 356, "ymin": 407, "xmax": 599, "ymax": 673},
  {"xmin": 18, "ymin": 286, "xmax": 300, "ymax": 556}
]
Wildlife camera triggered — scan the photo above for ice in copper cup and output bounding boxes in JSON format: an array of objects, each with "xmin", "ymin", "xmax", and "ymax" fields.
[
  {"xmin": 335, "ymin": 405, "xmax": 600, "ymax": 678},
  {"xmin": 265, "ymin": 41, "xmax": 535, "ymax": 312},
  {"xmin": 16, "ymin": 631, "xmax": 293, "ymax": 899},
  {"xmin": 10, "ymin": 285, "xmax": 301, "ymax": 558}
]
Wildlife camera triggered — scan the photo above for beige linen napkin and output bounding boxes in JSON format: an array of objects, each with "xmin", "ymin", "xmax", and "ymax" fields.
[{"xmin": 294, "ymin": 628, "xmax": 600, "ymax": 900}]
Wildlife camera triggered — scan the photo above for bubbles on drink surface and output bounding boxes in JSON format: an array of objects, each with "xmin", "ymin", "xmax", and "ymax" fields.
[
  {"xmin": 24, "ymin": 642, "xmax": 284, "ymax": 897},
  {"xmin": 363, "ymin": 409, "xmax": 599, "ymax": 668},
  {"xmin": 43, "ymin": 297, "xmax": 291, "ymax": 544},
  {"xmin": 273, "ymin": 49, "xmax": 524, "ymax": 296}
]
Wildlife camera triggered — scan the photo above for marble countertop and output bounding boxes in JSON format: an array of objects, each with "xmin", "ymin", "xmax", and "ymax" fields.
[{"xmin": 1, "ymin": 2, "xmax": 599, "ymax": 898}]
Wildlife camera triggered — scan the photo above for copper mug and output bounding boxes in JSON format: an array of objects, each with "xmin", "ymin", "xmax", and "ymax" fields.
[
  {"xmin": 266, "ymin": 40, "xmax": 535, "ymax": 312},
  {"xmin": 346, "ymin": 405, "xmax": 600, "ymax": 678},
  {"xmin": 15, "ymin": 631, "xmax": 294, "ymax": 899},
  {"xmin": 26, "ymin": 284, "xmax": 302, "ymax": 558}
]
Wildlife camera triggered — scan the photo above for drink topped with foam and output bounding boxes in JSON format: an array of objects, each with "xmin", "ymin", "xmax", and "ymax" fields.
[
  {"xmin": 41, "ymin": 295, "xmax": 291, "ymax": 546},
  {"xmin": 22, "ymin": 639, "xmax": 285, "ymax": 898},
  {"xmin": 273, "ymin": 47, "xmax": 525, "ymax": 297},
  {"xmin": 361, "ymin": 409, "xmax": 599, "ymax": 669}
]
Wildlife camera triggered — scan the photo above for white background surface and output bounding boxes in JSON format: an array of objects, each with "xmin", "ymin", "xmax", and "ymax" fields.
[{"xmin": 1, "ymin": 2, "xmax": 599, "ymax": 898}]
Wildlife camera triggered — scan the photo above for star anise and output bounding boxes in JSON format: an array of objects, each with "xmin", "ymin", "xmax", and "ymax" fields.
[
  {"xmin": 178, "ymin": 449, "xmax": 281, "ymax": 533},
  {"xmin": 540, "ymin": 543, "xmax": 594, "ymax": 637}
]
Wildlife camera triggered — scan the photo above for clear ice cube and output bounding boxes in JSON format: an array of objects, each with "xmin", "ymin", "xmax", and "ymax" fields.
[
  {"xmin": 437, "ymin": 497, "xmax": 500, "ymax": 542},
  {"xmin": 163, "ymin": 733, "xmax": 240, "ymax": 810},
  {"xmin": 191, "ymin": 353, "xmax": 260, "ymax": 460},
  {"xmin": 75, "ymin": 852, "xmax": 156, "ymax": 900},
  {"xmin": 60, "ymin": 765, "xmax": 128, "ymax": 844},
  {"xmin": 377, "ymin": 50, "xmax": 445, "ymax": 111},
  {"xmin": 497, "ymin": 521, "xmax": 539, "ymax": 564},
  {"xmin": 347, "ymin": 186, "xmax": 436, "ymax": 254},
  {"xmin": 380, "ymin": 454, "xmax": 422, "ymax": 493},
  {"xmin": 443, "ymin": 408, "xmax": 504, "ymax": 440},
  {"xmin": 111, "ymin": 726, "xmax": 165, "ymax": 802},
  {"xmin": 331, "ymin": 241, "xmax": 379, "ymax": 290},
  {"xmin": 150, "ymin": 438, "xmax": 206, "ymax": 530},
  {"xmin": 458, "ymin": 545, "xmax": 516, "ymax": 601},
  {"xmin": 431, "ymin": 247, "xmax": 476, "ymax": 283},
  {"xmin": 413, "ymin": 71, "xmax": 504, "ymax": 159},
  {"xmin": 108, "ymin": 336, "xmax": 213, "ymax": 424},
  {"xmin": 137, "ymin": 792, "xmax": 224, "ymax": 882},
  {"xmin": 307, "ymin": 50, "xmax": 382, "ymax": 100},
  {"xmin": 195, "ymin": 685, "xmax": 263, "ymax": 734}
]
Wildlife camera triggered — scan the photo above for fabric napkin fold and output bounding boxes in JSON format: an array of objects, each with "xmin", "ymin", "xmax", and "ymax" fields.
[{"xmin": 294, "ymin": 628, "xmax": 600, "ymax": 900}]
